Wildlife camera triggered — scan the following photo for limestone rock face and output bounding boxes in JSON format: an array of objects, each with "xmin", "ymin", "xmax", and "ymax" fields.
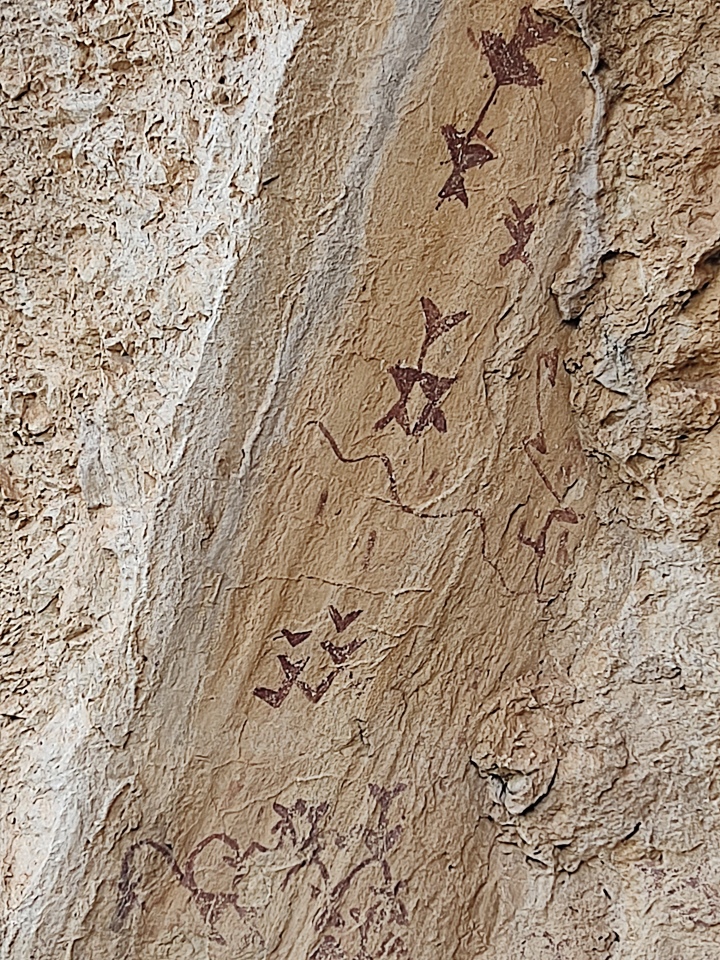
[{"xmin": 2, "ymin": 0, "xmax": 720, "ymax": 957}]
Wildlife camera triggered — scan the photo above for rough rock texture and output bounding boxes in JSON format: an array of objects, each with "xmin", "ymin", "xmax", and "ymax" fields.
[{"xmin": 2, "ymin": 0, "xmax": 720, "ymax": 957}]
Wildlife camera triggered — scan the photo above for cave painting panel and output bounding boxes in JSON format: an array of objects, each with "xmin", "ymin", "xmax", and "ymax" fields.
[{"xmin": 114, "ymin": 785, "xmax": 411, "ymax": 959}]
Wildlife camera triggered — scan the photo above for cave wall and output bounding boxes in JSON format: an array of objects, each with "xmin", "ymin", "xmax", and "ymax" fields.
[{"xmin": 2, "ymin": 0, "xmax": 720, "ymax": 957}]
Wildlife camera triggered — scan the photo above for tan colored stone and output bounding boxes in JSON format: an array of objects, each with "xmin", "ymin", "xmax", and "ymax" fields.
[{"xmin": 2, "ymin": 0, "xmax": 720, "ymax": 957}]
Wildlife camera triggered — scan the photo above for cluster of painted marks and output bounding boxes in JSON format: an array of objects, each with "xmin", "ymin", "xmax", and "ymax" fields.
[
  {"xmin": 438, "ymin": 5, "xmax": 556, "ymax": 276},
  {"xmin": 253, "ymin": 605, "xmax": 365, "ymax": 709},
  {"xmin": 313, "ymin": 6, "xmax": 585, "ymax": 597},
  {"xmin": 365, "ymin": 6, "xmax": 558, "ymax": 462},
  {"xmin": 309, "ymin": 784, "xmax": 410, "ymax": 960},
  {"xmin": 374, "ymin": 297, "xmax": 469, "ymax": 437},
  {"xmin": 114, "ymin": 785, "xmax": 410, "ymax": 958},
  {"xmin": 315, "ymin": 299, "xmax": 475, "ymax": 518},
  {"xmin": 519, "ymin": 348, "xmax": 584, "ymax": 566}
]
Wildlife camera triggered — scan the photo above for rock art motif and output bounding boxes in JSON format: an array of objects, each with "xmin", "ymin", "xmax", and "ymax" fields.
[
  {"xmin": 499, "ymin": 198, "xmax": 537, "ymax": 271},
  {"xmin": 436, "ymin": 125, "xmax": 494, "ymax": 210},
  {"xmin": 279, "ymin": 627, "xmax": 314, "ymax": 647},
  {"xmin": 114, "ymin": 785, "xmax": 410, "ymax": 957},
  {"xmin": 253, "ymin": 653, "xmax": 338, "ymax": 707},
  {"xmin": 475, "ymin": 6, "xmax": 557, "ymax": 90},
  {"xmin": 253, "ymin": 606, "xmax": 367, "ymax": 709},
  {"xmin": 374, "ymin": 366, "xmax": 455, "ymax": 437},
  {"xmin": 374, "ymin": 297, "xmax": 469, "ymax": 437},
  {"xmin": 518, "ymin": 349, "xmax": 584, "ymax": 567},
  {"xmin": 328, "ymin": 605, "xmax": 363, "ymax": 633},
  {"xmin": 437, "ymin": 6, "xmax": 557, "ymax": 209},
  {"xmin": 309, "ymin": 784, "xmax": 410, "ymax": 960}
]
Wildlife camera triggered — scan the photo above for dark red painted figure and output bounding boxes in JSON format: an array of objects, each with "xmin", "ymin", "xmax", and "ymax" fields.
[
  {"xmin": 114, "ymin": 799, "xmax": 332, "ymax": 946},
  {"xmin": 438, "ymin": 7, "xmax": 557, "ymax": 209},
  {"xmin": 436, "ymin": 126, "xmax": 494, "ymax": 209},
  {"xmin": 418, "ymin": 297, "xmax": 469, "ymax": 366},
  {"xmin": 321, "ymin": 637, "xmax": 367, "ymax": 665},
  {"xmin": 374, "ymin": 298, "xmax": 468, "ymax": 438},
  {"xmin": 253, "ymin": 655, "xmax": 308, "ymax": 708},
  {"xmin": 478, "ymin": 6, "xmax": 556, "ymax": 90},
  {"xmin": 278, "ymin": 627, "xmax": 312, "ymax": 647},
  {"xmin": 499, "ymin": 198, "xmax": 537, "ymax": 271},
  {"xmin": 413, "ymin": 373, "xmax": 455, "ymax": 435},
  {"xmin": 328, "ymin": 605, "xmax": 363, "ymax": 633},
  {"xmin": 373, "ymin": 366, "xmax": 425, "ymax": 434}
]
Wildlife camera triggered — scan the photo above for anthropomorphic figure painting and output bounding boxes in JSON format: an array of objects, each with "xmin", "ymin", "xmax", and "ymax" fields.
[
  {"xmin": 114, "ymin": 786, "xmax": 411, "ymax": 958},
  {"xmin": 374, "ymin": 297, "xmax": 469, "ymax": 437},
  {"xmin": 437, "ymin": 7, "xmax": 557, "ymax": 209}
]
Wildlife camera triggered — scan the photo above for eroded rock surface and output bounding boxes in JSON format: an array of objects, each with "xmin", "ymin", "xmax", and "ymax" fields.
[{"xmin": 2, "ymin": 0, "xmax": 720, "ymax": 957}]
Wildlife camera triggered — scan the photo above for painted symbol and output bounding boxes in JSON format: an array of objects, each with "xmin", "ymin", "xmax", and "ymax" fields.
[
  {"xmin": 328, "ymin": 605, "xmax": 363, "ymax": 633},
  {"xmin": 437, "ymin": 125, "xmax": 494, "ymax": 210},
  {"xmin": 499, "ymin": 198, "xmax": 537, "ymax": 271},
  {"xmin": 321, "ymin": 637, "xmax": 367, "ymax": 665},
  {"xmin": 519, "ymin": 506, "xmax": 579, "ymax": 559},
  {"xmin": 253, "ymin": 603, "xmax": 367, "ymax": 709},
  {"xmin": 114, "ymin": 799, "xmax": 332, "ymax": 947},
  {"xmin": 297, "ymin": 672, "xmax": 339, "ymax": 704},
  {"xmin": 438, "ymin": 7, "xmax": 557, "ymax": 209},
  {"xmin": 413, "ymin": 372, "xmax": 455, "ymax": 435},
  {"xmin": 279, "ymin": 627, "xmax": 313, "ymax": 647},
  {"xmin": 253, "ymin": 655, "xmax": 308, "ymax": 708},
  {"xmin": 474, "ymin": 5, "xmax": 556, "ymax": 91},
  {"xmin": 373, "ymin": 365, "xmax": 425, "ymax": 435},
  {"xmin": 418, "ymin": 296, "xmax": 470, "ymax": 366},
  {"xmin": 374, "ymin": 297, "xmax": 469, "ymax": 438}
]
